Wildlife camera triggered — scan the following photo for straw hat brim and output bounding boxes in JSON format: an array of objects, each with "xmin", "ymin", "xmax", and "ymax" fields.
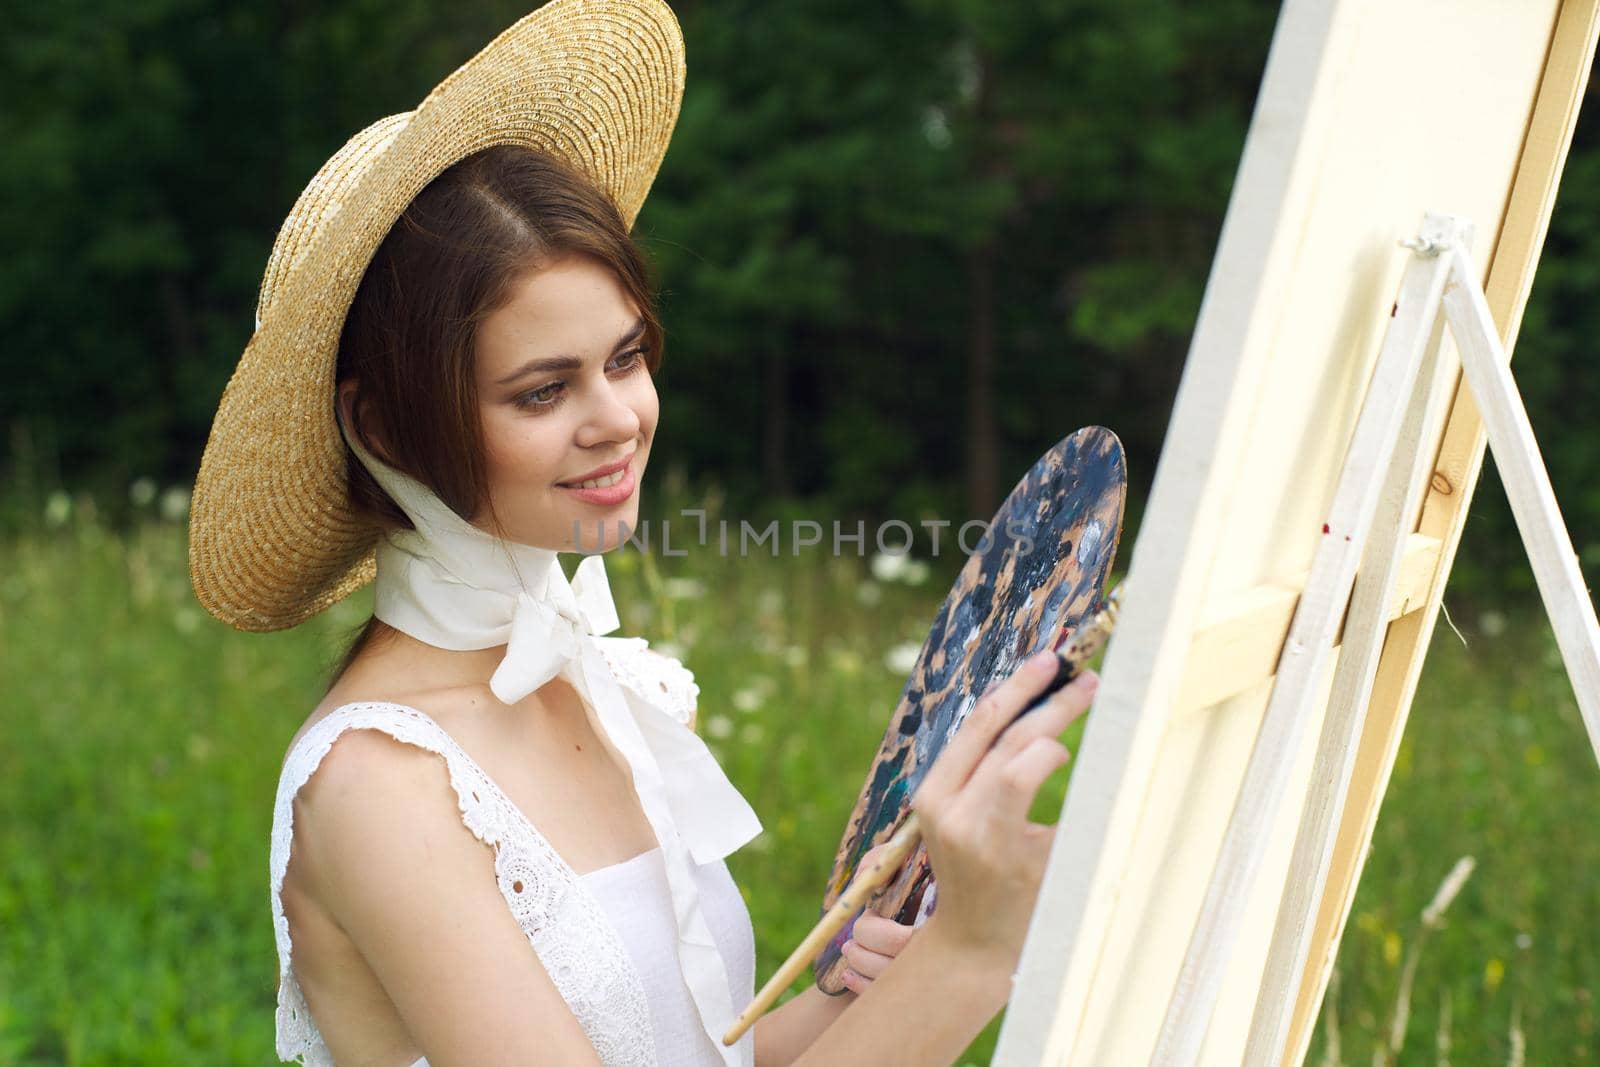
[{"xmin": 188, "ymin": 0, "xmax": 685, "ymax": 632}]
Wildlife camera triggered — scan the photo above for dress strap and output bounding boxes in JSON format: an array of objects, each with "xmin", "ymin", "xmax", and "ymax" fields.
[{"xmin": 268, "ymin": 702, "xmax": 653, "ymax": 1066}]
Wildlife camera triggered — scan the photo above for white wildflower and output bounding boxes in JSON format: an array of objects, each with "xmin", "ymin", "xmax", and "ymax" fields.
[
  {"xmin": 869, "ymin": 552, "xmax": 909, "ymax": 583},
  {"xmin": 159, "ymin": 486, "xmax": 191, "ymax": 522},
  {"xmin": 884, "ymin": 641, "xmax": 921, "ymax": 675},
  {"xmin": 757, "ymin": 588, "xmax": 784, "ymax": 617},
  {"xmin": 705, "ymin": 714, "xmax": 734, "ymax": 739},
  {"xmin": 128, "ymin": 477, "xmax": 158, "ymax": 508},
  {"xmin": 44, "ymin": 491, "xmax": 72, "ymax": 527},
  {"xmin": 1479, "ymin": 610, "xmax": 1506, "ymax": 637},
  {"xmin": 783, "ymin": 644, "xmax": 808, "ymax": 668},
  {"xmin": 733, "ymin": 674, "xmax": 775, "ymax": 713},
  {"xmin": 902, "ymin": 559, "xmax": 930, "ymax": 586},
  {"xmin": 856, "ymin": 580, "xmax": 882, "ymax": 606},
  {"xmin": 663, "ymin": 576, "xmax": 707, "ymax": 600},
  {"xmin": 739, "ymin": 722, "xmax": 765, "ymax": 745}
]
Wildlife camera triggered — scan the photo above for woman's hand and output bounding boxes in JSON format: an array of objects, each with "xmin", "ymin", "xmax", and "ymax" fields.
[
  {"xmin": 909, "ymin": 650, "xmax": 1098, "ymax": 983},
  {"xmin": 837, "ymin": 846, "xmax": 919, "ymax": 993}
]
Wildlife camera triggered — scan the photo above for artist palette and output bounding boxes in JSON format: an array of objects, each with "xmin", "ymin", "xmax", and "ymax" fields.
[{"xmin": 813, "ymin": 425, "xmax": 1126, "ymax": 994}]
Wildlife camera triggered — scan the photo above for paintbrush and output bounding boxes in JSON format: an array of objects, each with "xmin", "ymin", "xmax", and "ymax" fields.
[{"xmin": 722, "ymin": 584, "xmax": 1122, "ymax": 1046}]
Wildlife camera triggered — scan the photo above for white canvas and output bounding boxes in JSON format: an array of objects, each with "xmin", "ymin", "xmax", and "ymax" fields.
[{"xmin": 994, "ymin": 0, "xmax": 1599, "ymax": 1063}]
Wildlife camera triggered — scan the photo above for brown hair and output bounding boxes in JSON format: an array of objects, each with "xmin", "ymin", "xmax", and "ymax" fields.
[{"xmin": 326, "ymin": 144, "xmax": 665, "ymax": 691}]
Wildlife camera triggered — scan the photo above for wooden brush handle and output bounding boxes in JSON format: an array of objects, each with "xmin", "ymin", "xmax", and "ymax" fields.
[{"xmin": 723, "ymin": 814, "xmax": 923, "ymax": 1044}]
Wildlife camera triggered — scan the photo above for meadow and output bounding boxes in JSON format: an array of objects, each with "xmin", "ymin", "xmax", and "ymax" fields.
[{"xmin": 1, "ymin": 492, "xmax": 1595, "ymax": 1065}]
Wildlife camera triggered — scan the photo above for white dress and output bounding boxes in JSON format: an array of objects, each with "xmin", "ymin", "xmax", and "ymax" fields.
[{"xmin": 269, "ymin": 640, "xmax": 758, "ymax": 1066}]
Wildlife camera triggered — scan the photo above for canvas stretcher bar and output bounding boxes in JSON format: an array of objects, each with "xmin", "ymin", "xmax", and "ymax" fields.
[{"xmin": 1176, "ymin": 533, "xmax": 1440, "ymax": 715}]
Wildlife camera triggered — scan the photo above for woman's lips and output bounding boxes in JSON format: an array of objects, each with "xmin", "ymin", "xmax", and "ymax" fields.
[{"xmin": 557, "ymin": 459, "xmax": 636, "ymax": 505}]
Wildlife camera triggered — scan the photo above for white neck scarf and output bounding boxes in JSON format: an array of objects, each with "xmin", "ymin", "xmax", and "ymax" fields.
[{"xmin": 339, "ymin": 415, "xmax": 760, "ymax": 1064}]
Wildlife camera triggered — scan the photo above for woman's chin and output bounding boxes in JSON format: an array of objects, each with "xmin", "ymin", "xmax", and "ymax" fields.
[{"xmin": 563, "ymin": 509, "xmax": 641, "ymax": 553}]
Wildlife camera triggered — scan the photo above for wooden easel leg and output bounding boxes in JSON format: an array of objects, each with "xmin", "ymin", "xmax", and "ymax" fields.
[
  {"xmin": 1441, "ymin": 245, "xmax": 1600, "ymax": 763},
  {"xmin": 1249, "ymin": 231, "xmax": 1600, "ymax": 1067},
  {"xmin": 1243, "ymin": 233, "xmax": 1462, "ymax": 1066}
]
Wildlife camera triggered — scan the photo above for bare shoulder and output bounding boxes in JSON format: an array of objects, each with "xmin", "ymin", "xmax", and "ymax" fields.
[
  {"xmin": 296, "ymin": 725, "xmax": 432, "ymax": 812},
  {"xmin": 287, "ymin": 724, "xmax": 604, "ymax": 1064},
  {"xmin": 288, "ymin": 725, "xmax": 454, "ymax": 893}
]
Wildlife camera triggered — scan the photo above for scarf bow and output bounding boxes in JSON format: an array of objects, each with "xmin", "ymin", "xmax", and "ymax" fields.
[{"xmin": 488, "ymin": 553, "xmax": 618, "ymax": 704}]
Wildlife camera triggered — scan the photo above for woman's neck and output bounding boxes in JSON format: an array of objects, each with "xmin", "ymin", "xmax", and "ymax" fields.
[{"xmin": 332, "ymin": 620, "xmax": 514, "ymax": 708}]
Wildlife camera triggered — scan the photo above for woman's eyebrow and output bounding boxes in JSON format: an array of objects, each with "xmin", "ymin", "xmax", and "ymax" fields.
[{"xmin": 495, "ymin": 316, "xmax": 645, "ymax": 385}]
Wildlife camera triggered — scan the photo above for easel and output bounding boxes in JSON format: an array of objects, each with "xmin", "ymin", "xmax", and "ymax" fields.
[{"xmin": 1154, "ymin": 212, "xmax": 1600, "ymax": 1065}]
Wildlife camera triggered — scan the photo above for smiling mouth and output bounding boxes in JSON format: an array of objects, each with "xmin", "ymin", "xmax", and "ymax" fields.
[
  {"xmin": 559, "ymin": 467, "xmax": 628, "ymax": 490},
  {"xmin": 557, "ymin": 454, "xmax": 636, "ymax": 489}
]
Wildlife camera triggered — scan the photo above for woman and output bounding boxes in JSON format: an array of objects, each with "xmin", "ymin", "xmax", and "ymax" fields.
[{"xmin": 188, "ymin": 2, "xmax": 1097, "ymax": 1064}]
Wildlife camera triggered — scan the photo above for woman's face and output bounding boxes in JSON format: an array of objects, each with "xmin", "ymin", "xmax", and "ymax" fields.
[{"xmin": 471, "ymin": 253, "xmax": 658, "ymax": 552}]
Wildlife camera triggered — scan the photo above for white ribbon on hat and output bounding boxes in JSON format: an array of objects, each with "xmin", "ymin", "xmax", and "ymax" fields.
[{"xmin": 338, "ymin": 414, "xmax": 760, "ymax": 1064}]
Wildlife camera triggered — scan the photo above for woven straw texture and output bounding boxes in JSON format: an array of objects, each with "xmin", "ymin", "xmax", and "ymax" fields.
[{"xmin": 188, "ymin": 0, "xmax": 685, "ymax": 631}]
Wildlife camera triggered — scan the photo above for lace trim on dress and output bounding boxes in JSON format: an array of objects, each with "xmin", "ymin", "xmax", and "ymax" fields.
[
  {"xmin": 593, "ymin": 636, "xmax": 700, "ymax": 727},
  {"xmin": 269, "ymin": 640, "xmax": 700, "ymax": 1066}
]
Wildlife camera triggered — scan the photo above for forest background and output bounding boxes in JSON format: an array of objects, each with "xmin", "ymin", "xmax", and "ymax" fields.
[
  {"xmin": 4, "ymin": 1, "xmax": 1598, "ymax": 1063},
  {"xmin": 8, "ymin": 0, "xmax": 1600, "ymax": 598}
]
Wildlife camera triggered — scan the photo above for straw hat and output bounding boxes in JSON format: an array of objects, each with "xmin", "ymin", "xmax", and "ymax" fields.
[{"xmin": 188, "ymin": 0, "xmax": 685, "ymax": 632}]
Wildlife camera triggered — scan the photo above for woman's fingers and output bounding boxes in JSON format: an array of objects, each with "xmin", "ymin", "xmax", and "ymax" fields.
[
  {"xmin": 983, "ymin": 735, "xmax": 1074, "ymax": 826},
  {"xmin": 850, "ymin": 912, "xmax": 916, "ymax": 957},
  {"xmin": 960, "ymin": 670, "xmax": 1096, "ymax": 825},
  {"xmin": 977, "ymin": 670, "xmax": 1093, "ymax": 772},
  {"xmin": 840, "ymin": 937, "xmax": 895, "ymax": 978},
  {"xmin": 897, "ymin": 655, "xmax": 1101, "ymax": 974},
  {"xmin": 839, "ymin": 913, "xmax": 917, "ymax": 987},
  {"xmin": 912, "ymin": 651, "xmax": 1062, "ymax": 815},
  {"xmin": 854, "ymin": 842, "xmax": 896, "ymax": 886}
]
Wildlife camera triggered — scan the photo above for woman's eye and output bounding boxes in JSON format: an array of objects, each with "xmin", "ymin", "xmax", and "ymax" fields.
[
  {"xmin": 612, "ymin": 346, "xmax": 648, "ymax": 371},
  {"xmin": 516, "ymin": 382, "xmax": 563, "ymax": 409},
  {"xmin": 516, "ymin": 347, "xmax": 647, "ymax": 412}
]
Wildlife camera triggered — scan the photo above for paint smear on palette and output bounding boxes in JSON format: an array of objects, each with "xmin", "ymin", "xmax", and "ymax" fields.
[{"xmin": 812, "ymin": 426, "xmax": 1126, "ymax": 994}]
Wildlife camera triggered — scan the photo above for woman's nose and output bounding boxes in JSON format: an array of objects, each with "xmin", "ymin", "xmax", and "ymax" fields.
[{"xmin": 577, "ymin": 377, "xmax": 642, "ymax": 446}]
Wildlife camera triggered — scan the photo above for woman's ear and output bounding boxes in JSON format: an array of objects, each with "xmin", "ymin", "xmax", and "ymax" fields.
[{"xmin": 336, "ymin": 379, "xmax": 394, "ymax": 465}]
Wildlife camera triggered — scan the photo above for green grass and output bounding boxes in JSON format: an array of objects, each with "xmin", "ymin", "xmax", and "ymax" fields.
[
  {"xmin": 1302, "ymin": 608, "xmax": 1600, "ymax": 1065},
  {"xmin": 1, "ymin": 505, "xmax": 1595, "ymax": 1064}
]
